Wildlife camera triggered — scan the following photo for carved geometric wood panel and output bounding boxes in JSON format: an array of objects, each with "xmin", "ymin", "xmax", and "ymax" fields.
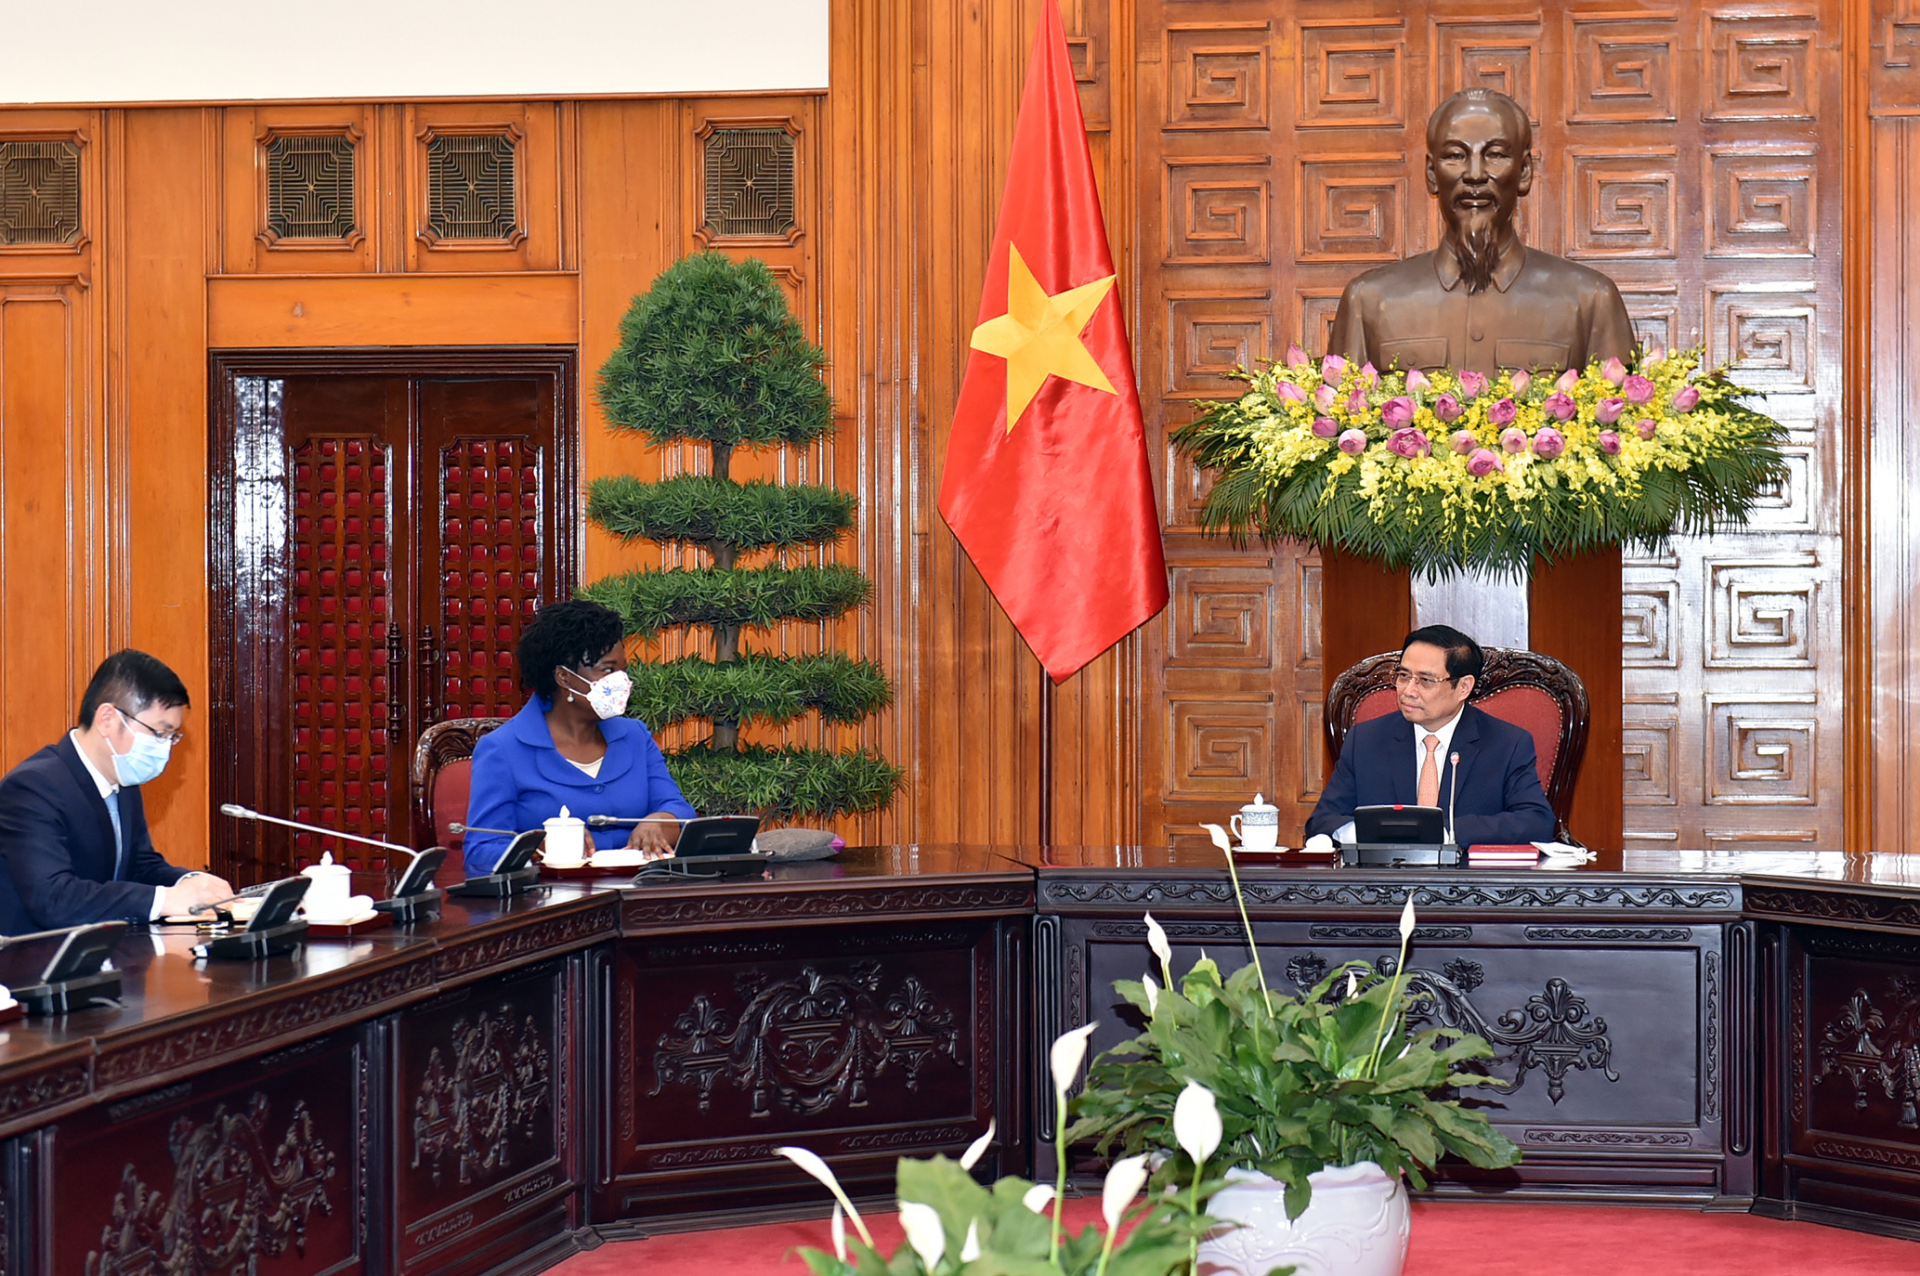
[
  {"xmin": 1295, "ymin": 289, "xmax": 1344, "ymax": 356},
  {"xmin": 1709, "ymin": 286, "xmax": 1818, "ymax": 393},
  {"xmin": 1707, "ymin": 146, "xmax": 1816, "ymax": 257},
  {"xmin": 1705, "ymin": 12, "xmax": 1817, "ymax": 121},
  {"xmin": 1743, "ymin": 444, "xmax": 1816, "ymax": 529},
  {"xmin": 1167, "ymin": 697, "xmax": 1273, "ymax": 800},
  {"xmin": 1165, "ymin": 291, "xmax": 1273, "ymax": 398},
  {"xmin": 1298, "ymin": 157, "xmax": 1407, "ymax": 262},
  {"xmin": 702, "ymin": 127, "xmax": 798, "ymax": 239},
  {"xmin": 1299, "ymin": 22, "xmax": 1406, "ymax": 129},
  {"xmin": 1706, "ymin": 553, "xmax": 1819, "ymax": 669},
  {"xmin": 1168, "ymin": 566, "xmax": 1274, "ymax": 668},
  {"xmin": 1621, "ymin": 286, "xmax": 1685, "ymax": 356},
  {"xmin": 1706, "ymin": 693, "xmax": 1819, "ymax": 805},
  {"xmin": 265, "ymin": 132, "xmax": 357, "ymax": 243},
  {"xmin": 1165, "ymin": 157, "xmax": 1271, "ymax": 264},
  {"xmin": 1624, "ymin": 581, "xmax": 1679, "ymax": 668},
  {"xmin": 1567, "ymin": 12, "xmax": 1679, "ymax": 123},
  {"xmin": 1624, "ymin": 707, "xmax": 1680, "ymax": 805},
  {"xmin": 1566, "ymin": 148, "xmax": 1678, "ymax": 258},
  {"xmin": 1165, "ymin": 23, "xmax": 1271, "ymax": 130},
  {"xmin": 0, "ymin": 138, "xmax": 81, "ymax": 246},
  {"xmin": 1433, "ymin": 16, "xmax": 1544, "ymax": 120},
  {"xmin": 424, "ymin": 130, "xmax": 519, "ymax": 243}
]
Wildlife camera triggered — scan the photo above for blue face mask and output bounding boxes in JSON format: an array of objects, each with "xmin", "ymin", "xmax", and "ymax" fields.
[{"xmin": 109, "ymin": 713, "xmax": 173, "ymax": 787}]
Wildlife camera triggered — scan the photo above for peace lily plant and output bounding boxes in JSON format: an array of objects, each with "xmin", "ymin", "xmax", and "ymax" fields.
[
  {"xmin": 1066, "ymin": 823, "xmax": 1520, "ymax": 1222},
  {"xmin": 780, "ymin": 1023, "xmax": 1251, "ymax": 1276}
]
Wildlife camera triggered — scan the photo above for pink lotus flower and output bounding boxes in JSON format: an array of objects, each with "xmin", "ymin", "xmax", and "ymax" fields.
[
  {"xmin": 1500, "ymin": 427, "xmax": 1528, "ymax": 453},
  {"xmin": 1386, "ymin": 426, "xmax": 1430, "ymax": 458},
  {"xmin": 1636, "ymin": 418, "xmax": 1657, "ymax": 440},
  {"xmin": 1488, "ymin": 397, "xmax": 1517, "ymax": 426},
  {"xmin": 1322, "ymin": 354, "xmax": 1348, "ymax": 382},
  {"xmin": 1359, "ymin": 362, "xmax": 1379, "ymax": 386},
  {"xmin": 1459, "ymin": 370, "xmax": 1488, "ymax": 398},
  {"xmin": 1623, "ymin": 374, "xmax": 1655, "ymax": 405},
  {"xmin": 1406, "ymin": 369, "xmax": 1433, "ymax": 394},
  {"xmin": 1601, "ymin": 357, "xmax": 1628, "ymax": 387},
  {"xmin": 1433, "ymin": 392, "xmax": 1463, "ymax": 422},
  {"xmin": 1511, "ymin": 370, "xmax": 1531, "ymax": 394},
  {"xmin": 1286, "ymin": 343, "xmax": 1309, "ymax": 366},
  {"xmin": 1533, "ymin": 427, "xmax": 1567, "ymax": 459},
  {"xmin": 1311, "ymin": 415, "xmax": 1340, "ymax": 438},
  {"xmin": 1554, "ymin": 369, "xmax": 1580, "ymax": 394},
  {"xmin": 1543, "ymin": 392, "xmax": 1577, "ymax": 421},
  {"xmin": 1467, "ymin": 448, "xmax": 1504, "ymax": 477},
  {"xmin": 1598, "ymin": 430, "xmax": 1623, "ymax": 455},
  {"xmin": 1278, "ymin": 380, "xmax": 1308, "ymax": 404},
  {"xmin": 1595, "ymin": 397, "xmax": 1626, "ymax": 424},
  {"xmin": 1345, "ymin": 389, "xmax": 1369, "ymax": 414},
  {"xmin": 1337, "ymin": 428, "xmax": 1367, "ymax": 454},
  {"xmin": 1313, "ymin": 383, "xmax": 1336, "ymax": 411},
  {"xmin": 1672, "ymin": 385, "xmax": 1701, "ymax": 412},
  {"xmin": 1381, "ymin": 396, "xmax": 1416, "ymax": 426},
  {"xmin": 1450, "ymin": 430, "xmax": 1478, "ymax": 455}
]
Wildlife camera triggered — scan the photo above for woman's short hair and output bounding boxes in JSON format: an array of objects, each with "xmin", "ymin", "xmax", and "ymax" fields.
[{"xmin": 516, "ymin": 599, "xmax": 627, "ymax": 700}]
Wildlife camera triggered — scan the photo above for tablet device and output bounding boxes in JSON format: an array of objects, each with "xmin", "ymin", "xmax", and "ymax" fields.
[
  {"xmin": 673, "ymin": 815, "xmax": 763, "ymax": 858},
  {"xmin": 1353, "ymin": 804, "xmax": 1445, "ymax": 845}
]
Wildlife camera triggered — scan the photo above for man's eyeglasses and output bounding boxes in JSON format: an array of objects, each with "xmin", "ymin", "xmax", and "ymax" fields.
[
  {"xmin": 1393, "ymin": 669, "xmax": 1457, "ymax": 690},
  {"xmin": 116, "ymin": 705, "xmax": 185, "ymax": 746}
]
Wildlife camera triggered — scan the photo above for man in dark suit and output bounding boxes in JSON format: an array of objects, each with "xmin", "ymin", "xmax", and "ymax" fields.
[
  {"xmin": 1307, "ymin": 625, "xmax": 1554, "ymax": 849},
  {"xmin": 0, "ymin": 651, "xmax": 233, "ymax": 935}
]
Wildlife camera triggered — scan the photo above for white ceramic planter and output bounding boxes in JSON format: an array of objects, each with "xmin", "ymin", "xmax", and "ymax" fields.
[{"xmin": 1197, "ymin": 1162, "xmax": 1409, "ymax": 1276}]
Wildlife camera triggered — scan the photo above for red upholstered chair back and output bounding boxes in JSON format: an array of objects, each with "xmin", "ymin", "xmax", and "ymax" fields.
[
  {"xmin": 1325, "ymin": 647, "xmax": 1591, "ymax": 844},
  {"xmin": 411, "ymin": 717, "xmax": 511, "ymax": 854}
]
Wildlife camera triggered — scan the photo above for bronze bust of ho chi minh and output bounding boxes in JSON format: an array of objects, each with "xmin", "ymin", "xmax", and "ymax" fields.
[{"xmin": 1327, "ymin": 88, "xmax": 1634, "ymax": 377}]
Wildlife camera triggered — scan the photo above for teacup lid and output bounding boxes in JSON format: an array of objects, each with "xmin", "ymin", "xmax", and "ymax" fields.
[
  {"xmin": 301, "ymin": 850, "xmax": 351, "ymax": 878},
  {"xmin": 544, "ymin": 805, "xmax": 584, "ymax": 829},
  {"xmin": 1240, "ymin": 792, "xmax": 1278, "ymax": 813}
]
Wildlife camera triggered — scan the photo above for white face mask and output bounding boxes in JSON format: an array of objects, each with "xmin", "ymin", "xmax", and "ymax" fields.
[
  {"xmin": 564, "ymin": 668, "xmax": 632, "ymax": 720},
  {"xmin": 109, "ymin": 708, "xmax": 174, "ymax": 786}
]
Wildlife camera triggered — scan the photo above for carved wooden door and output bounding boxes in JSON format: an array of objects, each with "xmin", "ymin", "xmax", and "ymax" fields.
[
  {"xmin": 1129, "ymin": 0, "xmax": 1844, "ymax": 852},
  {"xmin": 212, "ymin": 350, "xmax": 575, "ymax": 883}
]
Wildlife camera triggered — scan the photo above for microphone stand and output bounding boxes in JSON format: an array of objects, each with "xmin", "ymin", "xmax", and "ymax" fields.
[
  {"xmin": 219, "ymin": 803, "xmax": 445, "ymax": 924},
  {"xmin": 1446, "ymin": 751, "xmax": 1461, "ymax": 854}
]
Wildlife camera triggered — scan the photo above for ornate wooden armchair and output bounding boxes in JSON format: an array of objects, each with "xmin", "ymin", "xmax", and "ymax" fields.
[
  {"xmin": 410, "ymin": 717, "xmax": 511, "ymax": 854},
  {"xmin": 1325, "ymin": 647, "xmax": 1591, "ymax": 845}
]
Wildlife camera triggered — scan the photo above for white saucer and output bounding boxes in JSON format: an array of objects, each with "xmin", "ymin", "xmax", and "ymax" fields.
[
  {"xmin": 302, "ymin": 909, "xmax": 380, "ymax": 927},
  {"xmin": 588, "ymin": 850, "xmax": 647, "ymax": 868}
]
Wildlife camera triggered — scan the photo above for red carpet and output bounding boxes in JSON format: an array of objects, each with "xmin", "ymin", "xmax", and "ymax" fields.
[{"xmin": 551, "ymin": 1199, "xmax": 1920, "ymax": 1274}]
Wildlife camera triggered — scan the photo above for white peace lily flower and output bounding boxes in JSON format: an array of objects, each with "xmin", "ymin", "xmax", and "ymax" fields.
[
  {"xmin": 1399, "ymin": 896, "xmax": 1417, "ymax": 940},
  {"xmin": 1173, "ymin": 1080, "xmax": 1223, "ymax": 1164},
  {"xmin": 1202, "ymin": 822, "xmax": 1233, "ymax": 854},
  {"xmin": 1023, "ymin": 1183, "xmax": 1057, "ymax": 1214},
  {"xmin": 960, "ymin": 1219, "xmax": 982, "ymax": 1262},
  {"xmin": 1049, "ymin": 1022, "xmax": 1099, "ymax": 1098},
  {"xmin": 1101, "ymin": 1154, "xmax": 1151, "ymax": 1230},
  {"xmin": 960, "ymin": 1118, "xmax": 996, "ymax": 1171},
  {"xmin": 898, "ymin": 1201, "xmax": 946, "ymax": 1269},
  {"xmin": 776, "ymin": 1146, "xmax": 873, "ymax": 1247},
  {"xmin": 1346, "ymin": 969, "xmax": 1359, "ymax": 1000},
  {"xmin": 830, "ymin": 1202, "xmax": 846, "ymax": 1261},
  {"xmin": 1142, "ymin": 972, "xmax": 1159, "ymax": 1015},
  {"xmin": 1143, "ymin": 911, "xmax": 1173, "ymax": 971}
]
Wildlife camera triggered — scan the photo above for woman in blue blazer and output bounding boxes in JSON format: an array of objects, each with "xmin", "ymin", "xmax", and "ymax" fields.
[{"xmin": 461, "ymin": 599, "xmax": 695, "ymax": 876}]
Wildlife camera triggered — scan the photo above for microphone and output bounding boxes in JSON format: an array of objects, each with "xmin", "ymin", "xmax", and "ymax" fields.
[
  {"xmin": 586, "ymin": 814, "xmax": 682, "ymax": 829},
  {"xmin": 1446, "ymin": 751, "xmax": 1461, "ymax": 847},
  {"xmin": 220, "ymin": 803, "xmax": 418, "ymax": 859},
  {"xmin": 447, "ymin": 822, "xmax": 519, "ymax": 838}
]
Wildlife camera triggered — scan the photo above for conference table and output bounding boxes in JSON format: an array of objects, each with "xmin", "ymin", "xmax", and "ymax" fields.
[{"xmin": 0, "ymin": 844, "xmax": 1913, "ymax": 1273}]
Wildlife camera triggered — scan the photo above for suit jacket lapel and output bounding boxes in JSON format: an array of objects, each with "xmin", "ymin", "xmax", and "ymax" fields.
[
  {"xmin": 1385, "ymin": 716, "xmax": 1417, "ymax": 804},
  {"xmin": 1446, "ymin": 708, "xmax": 1485, "ymax": 807}
]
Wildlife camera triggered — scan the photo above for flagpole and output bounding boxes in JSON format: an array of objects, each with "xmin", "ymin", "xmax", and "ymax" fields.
[{"xmin": 1038, "ymin": 669, "xmax": 1054, "ymax": 850}]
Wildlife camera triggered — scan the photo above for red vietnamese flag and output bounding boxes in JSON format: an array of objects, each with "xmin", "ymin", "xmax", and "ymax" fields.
[{"xmin": 938, "ymin": 3, "xmax": 1168, "ymax": 683}]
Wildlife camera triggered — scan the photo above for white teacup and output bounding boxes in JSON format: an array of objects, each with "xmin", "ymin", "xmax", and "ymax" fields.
[
  {"xmin": 542, "ymin": 807, "xmax": 587, "ymax": 866},
  {"xmin": 1231, "ymin": 793, "xmax": 1281, "ymax": 853}
]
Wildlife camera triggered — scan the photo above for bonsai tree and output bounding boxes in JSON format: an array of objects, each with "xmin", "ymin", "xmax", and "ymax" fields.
[{"xmin": 584, "ymin": 252, "xmax": 901, "ymax": 821}]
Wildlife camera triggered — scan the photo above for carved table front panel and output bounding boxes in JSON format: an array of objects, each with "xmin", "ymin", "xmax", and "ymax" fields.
[
  {"xmin": 36, "ymin": 1027, "xmax": 369, "ymax": 1276},
  {"xmin": 600, "ymin": 918, "xmax": 1016, "ymax": 1220}
]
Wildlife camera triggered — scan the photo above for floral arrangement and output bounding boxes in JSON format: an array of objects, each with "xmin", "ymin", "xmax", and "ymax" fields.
[
  {"xmin": 1172, "ymin": 347, "xmax": 1789, "ymax": 579},
  {"xmin": 1066, "ymin": 825, "xmax": 1519, "ymax": 1222}
]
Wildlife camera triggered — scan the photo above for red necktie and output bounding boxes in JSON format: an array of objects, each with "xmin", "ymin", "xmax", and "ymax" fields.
[{"xmin": 1418, "ymin": 735, "xmax": 1441, "ymax": 807}]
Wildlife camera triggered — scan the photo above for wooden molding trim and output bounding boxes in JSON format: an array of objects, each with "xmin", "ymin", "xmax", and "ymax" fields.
[{"xmin": 205, "ymin": 271, "xmax": 579, "ymax": 347}]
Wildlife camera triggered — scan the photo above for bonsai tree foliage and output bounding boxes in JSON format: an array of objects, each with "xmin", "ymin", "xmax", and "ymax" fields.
[{"xmin": 584, "ymin": 252, "xmax": 901, "ymax": 820}]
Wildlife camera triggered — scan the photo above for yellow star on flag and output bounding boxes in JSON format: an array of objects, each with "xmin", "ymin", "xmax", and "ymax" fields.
[{"xmin": 969, "ymin": 244, "xmax": 1117, "ymax": 432}]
